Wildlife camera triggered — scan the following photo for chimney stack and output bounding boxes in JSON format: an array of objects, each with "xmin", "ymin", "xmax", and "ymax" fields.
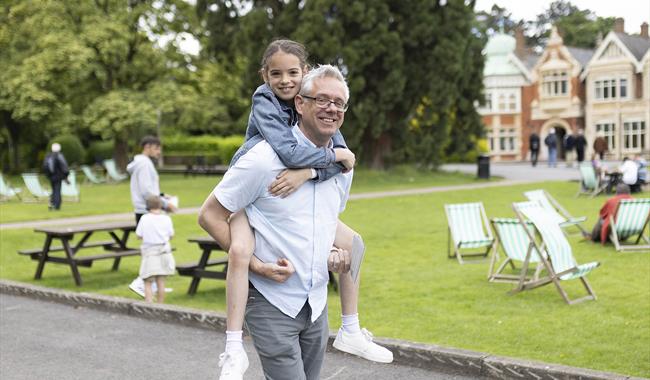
[
  {"xmin": 614, "ymin": 17, "xmax": 625, "ymax": 34},
  {"xmin": 641, "ymin": 22, "xmax": 649, "ymax": 38},
  {"xmin": 515, "ymin": 26, "xmax": 526, "ymax": 58}
]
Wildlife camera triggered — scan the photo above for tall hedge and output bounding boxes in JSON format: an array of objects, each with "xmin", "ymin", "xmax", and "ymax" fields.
[
  {"xmin": 164, "ymin": 135, "xmax": 245, "ymax": 165},
  {"xmin": 49, "ymin": 135, "xmax": 85, "ymax": 165}
]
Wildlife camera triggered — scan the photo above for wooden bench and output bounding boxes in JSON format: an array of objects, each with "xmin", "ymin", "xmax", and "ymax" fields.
[
  {"xmin": 178, "ymin": 237, "xmax": 228, "ymax": 295},
  {"xmin": 18, "ymin": 240, "xmax": 117, "ymax": 259}
]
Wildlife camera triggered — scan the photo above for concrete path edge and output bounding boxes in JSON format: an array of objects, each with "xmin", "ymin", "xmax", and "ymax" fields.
[{"xmin": 0, "ymin": 279, "xmax": 643, "ymax": 380}]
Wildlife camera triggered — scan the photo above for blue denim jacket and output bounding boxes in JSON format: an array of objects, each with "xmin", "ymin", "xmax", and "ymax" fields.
[{"xmin": 230, "ymin": 84, "xmax": 347, "ymax": 182}]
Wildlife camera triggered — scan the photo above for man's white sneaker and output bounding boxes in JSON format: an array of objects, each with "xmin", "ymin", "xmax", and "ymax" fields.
[
  {"xmin": 218, "ymin": 350, "xmax": 249, "ymax": 380},
  {"xmin": 333, "ymin": 328, "xmax": 393, "ymax": 363}
]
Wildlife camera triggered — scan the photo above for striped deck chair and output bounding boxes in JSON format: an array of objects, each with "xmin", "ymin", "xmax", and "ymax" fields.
[
  {"xmin": 61, "ymin": 170, "xmax": 80, "ymax": 202},
  {"xmin": 513, "ymin": 201, "xmax": 599, "ymax": 305},
  {"xmin": 444, "ymin": 202, "xmax": 494, "ymax": 264},
  {"xmin": 103, "ymin": 159, "xmax": 128, "ymax": 182},
  {"xmin": 577, "ymin": 163, "xmax": 605, "ymax": 197},
  {"xmin": 524, "ymin": 189, "xmax": 588, "ymax": 236},
  {"xmin": 81, "ymin": 165, "xmax": 106, "ymax": 184},
  {"xmin": 21, "ymin": 173, "xmax": 50, "ymax": 203},
  {"xmin": 488, "ymin": 218, "xmax": 543, "ymax": 284},
  {"xmin": 0, "ymin": 174, "xmax": 22, "ymax": 201},
  {"xmin": 609, "ymin": 198, "xmax": 650, "ymax": 252}
]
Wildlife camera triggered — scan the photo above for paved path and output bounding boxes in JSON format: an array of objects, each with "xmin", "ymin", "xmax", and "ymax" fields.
[
  {"xmin": 1, "ymin": 161, "xmax": 591, "ymax": 230},
  {"xmin": 0, "ymin": 294, "xmax": 474, "ymax": 380}
]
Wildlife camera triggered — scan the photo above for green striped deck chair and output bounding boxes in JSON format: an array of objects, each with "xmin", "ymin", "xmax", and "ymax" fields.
[
  {"xmin": 21, "ymin": 173, "xmax": 50, "ymax": 203},
  {"xmin": 513, "ymin": 201, "xmax": 599, "ymax": 305},
  {"xmin": 0, "ymin": 174, "xmax": 22, "ymax": 201},
  {"xmin": 524, "ymin": 189, "xmax": 588, "ymax": 236},
  {"xmin": 488, "ymin": 218, "xmax": 543, "ymax": 284},
  {"xmin": 103, "ymin": 159, "xmax": 128, "ymax": 182},
  {"xmin": 577, "ymin": 163, "xmax": 605, "ymax": 197},
  {"xmin": 61, "ymin": 170, "xmax": 80, "ymax": 202},
  {"xmin": 609, "ymin": 198, "xmax": 650, "ymax": 252},
  {"xmin": 444, "ymin": 202, "xmax": 494, "ymax": 264},
  {"xmin": 81, "ymin": 165, "xmax": 106, "ymax": 184}
]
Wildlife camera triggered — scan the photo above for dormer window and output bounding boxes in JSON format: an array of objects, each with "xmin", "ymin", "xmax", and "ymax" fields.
[
  {"xmin": 594, "ymin": 77, "xmax": 628, "ymax": 100},
  {"xmin": 542, "ymin": 71, "xmax": 569, "ymax": 96}
]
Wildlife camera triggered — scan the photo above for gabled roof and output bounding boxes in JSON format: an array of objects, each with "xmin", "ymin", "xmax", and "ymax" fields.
[
  {"xmin": 615, "ymin": 32, "xmax": 650, "ymax": 61},
  {"xmin": 566, "ymin": 47, "xmax": 594, "ymax": 67}
]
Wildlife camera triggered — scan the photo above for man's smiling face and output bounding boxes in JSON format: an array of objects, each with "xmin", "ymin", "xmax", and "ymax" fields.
[{"xmin": 295, "ymin": 77, "xmax": 347, "ymax": 146}]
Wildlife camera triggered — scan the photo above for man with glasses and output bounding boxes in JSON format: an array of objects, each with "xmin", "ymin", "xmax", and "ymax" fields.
[{"xmin": 199, "ymin": 65, "xmax": 356, "ymax": 379}]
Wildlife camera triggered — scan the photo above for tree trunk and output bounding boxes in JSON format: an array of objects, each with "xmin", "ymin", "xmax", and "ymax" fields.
[
  {"xmin": 2, "ymin": 111, "xmax": 21, "ymax": 173},
  {"xmin": 113, "ymin": 138, "xmax": 129, "ymax": 171},
  {"xmin": 368, "ymin": 133, "xmax": 392, "ymax": 170}
]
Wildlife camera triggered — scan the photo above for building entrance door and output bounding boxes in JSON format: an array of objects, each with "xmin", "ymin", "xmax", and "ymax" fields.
[{"xmin": 555, "ymin": 126, "xmax": 567, "ymax": 160}]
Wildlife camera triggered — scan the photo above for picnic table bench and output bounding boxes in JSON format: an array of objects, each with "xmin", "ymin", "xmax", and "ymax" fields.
[
  {"xmin": 18, "ymin": 221, "xmax": 138, "ymax": 286},
  {"xmin": 176, "ymin": 236, "xmax": 228, "ymax": 295}
]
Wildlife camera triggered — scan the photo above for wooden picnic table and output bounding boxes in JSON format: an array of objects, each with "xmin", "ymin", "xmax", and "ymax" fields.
[
  {"xmin": 176, "ymin": 236, "xmax": 228, "ymax": 295},
  {"xmin": 18, "ymin": 221, "xmax": 139, "ymax": 286}
]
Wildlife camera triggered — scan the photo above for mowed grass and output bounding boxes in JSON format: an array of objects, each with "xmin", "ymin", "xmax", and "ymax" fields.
[
  {"xmin": 0, "ymin": 180, "xmax": 648, "ymax": 376},
  {"xmin": 0, "ymin": 166, "xmax": 480, "ymax": 223}
]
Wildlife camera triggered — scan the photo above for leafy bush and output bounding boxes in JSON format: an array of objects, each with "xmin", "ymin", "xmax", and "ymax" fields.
[
  {"xmin": 86, "ymin": 141, "xmax": 114, "ymax": 164},
  {"xmin": 164, "ymin": 135, "xmax": 244, "ymax": 165},
  {"xmin": 49, "ymin": 135, "xmax": 85, "ymax": 165}
]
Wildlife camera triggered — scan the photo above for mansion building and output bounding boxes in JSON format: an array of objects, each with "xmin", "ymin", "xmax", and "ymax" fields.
[{"xmin": 480, "ymin": 18, "xmax": 650, "ymax": 162}]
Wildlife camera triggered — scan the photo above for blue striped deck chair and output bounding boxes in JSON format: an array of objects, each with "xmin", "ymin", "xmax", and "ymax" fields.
[
  {"xmin": 103, "ymin": 159, "xmax": 128, "ymax": 182},
  {"xmin": 513, "ymin": 201, "xmax": 599, "ymax": 305},
  {"xmin": 577, "ymin": 163, "xmax": 605, "ymax": 197},
  {"xmin": 488, "ymin": 218, "xmax": 544, "ymax": 284},
  {"xmin": 524, "ymin": 189, "xmax": 588, "ymax": 237},
  {"xmin": 81, "ymin": 165, "xmax": 106, "ymax": 184},
  {"xmin": 609, "ymin": 198, "xmax": 650, "ymax": 252},
  {"xmin": 61, "ymin": 170, "xmax": 80, "ymax": 202},
  {"xmin": 444, "ymin": 202, "xmax": 494, "ymax": 264},
  {"xmin": 0, "ymin": 174, "xmax": 22, "ymax": 201},
  {"xmin": 21, "ymin": 173, "xmax": 50, "ymax": 203}
]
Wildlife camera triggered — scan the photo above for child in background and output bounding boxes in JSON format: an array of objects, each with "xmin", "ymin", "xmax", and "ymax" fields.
[
  {"xmin": 213, "ymin": 39, "xmax": 392, "ymax": 380},
  {"xmin": 136, "ymin": 195, "xmax": 175, "ymax": 303}
]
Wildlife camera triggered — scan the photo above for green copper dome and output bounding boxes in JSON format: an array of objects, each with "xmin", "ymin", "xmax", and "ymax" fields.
[{"xmin": 484, "ymin": 33, "xmax": 521, "ymax": 76}]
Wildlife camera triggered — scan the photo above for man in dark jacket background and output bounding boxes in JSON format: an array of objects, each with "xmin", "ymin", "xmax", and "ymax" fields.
[
  {"xmin": 529, "ymin": 132, "xmax": 540, "ymax": 167},
  {"xmin": 42, "ymin": 142, "xmax": 69, "ymax": 210}
]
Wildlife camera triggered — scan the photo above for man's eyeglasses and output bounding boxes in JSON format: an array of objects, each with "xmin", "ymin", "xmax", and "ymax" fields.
[{"xmin": 301, "ymin": 95, "xmax": 349, "ymax": 112}]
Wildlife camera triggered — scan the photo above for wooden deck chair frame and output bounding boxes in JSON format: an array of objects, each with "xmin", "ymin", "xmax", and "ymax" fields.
[
  {"xmin": 609, "ymin": 198, "xmax": 650, "ymax": 252},
  {"xmin": 0, "ymin": 174, "xmax": 22, "ymax": 201},
  {"xmin": 21, "ymin": 173, "xmax": 51, "ymax": 203},
  {"xmin": 577, "ymin": 163, "xmax": 606, "ymax": 197},
  {"xmin": 524, "ymin": 189, "xmax": 589, "ymax": 237},
  {"xmin": 512, "ymin": 201, "xmax": 599, "ymax": 305},
  {"xmin": 61, "ymin": 170, "xmax": 80, "ymax": 202},
  {"xmin": 488, "ymin": 218, "xmax": 544, "ymax": 284},
  {"xmin": 444, "ymin": 202, "xmax": 495, "ymax": 264},
  {"xmin": 81, "ymin": 165, "xmax": 106, "ymax": 184}
]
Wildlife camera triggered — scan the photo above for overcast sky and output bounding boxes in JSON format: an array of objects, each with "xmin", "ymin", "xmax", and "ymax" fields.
[{"xmin": 474, "ymin": 0, "xmax": 650, "ymax": 35}]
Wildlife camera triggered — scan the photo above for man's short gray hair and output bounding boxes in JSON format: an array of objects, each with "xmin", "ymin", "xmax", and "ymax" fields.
[{"xmin": 300, "ymin": 64, "xmax": 349, "ymax": 102}]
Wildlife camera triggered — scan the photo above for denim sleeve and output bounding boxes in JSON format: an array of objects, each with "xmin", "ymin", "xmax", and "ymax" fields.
[
  {"xmin": 251, "ymin": 91, "xmax": 336, "ymax": 169},
  {"xmin": 314, "ymin": 129, "xmax": 348, "ymax": 182}
]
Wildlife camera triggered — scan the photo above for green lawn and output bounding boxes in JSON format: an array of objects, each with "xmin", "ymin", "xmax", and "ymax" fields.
[
  {"xmin": 1, "ymin": 180, "xmax": 648, "ymax": 377},
  {"xmin": 0, "ymin": 167, "xmax": 481, "ymax": 223}
]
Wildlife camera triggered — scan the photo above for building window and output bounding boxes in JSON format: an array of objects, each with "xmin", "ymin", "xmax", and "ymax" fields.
[
  {"xmin": 542, "ymin": 71, "xmax": 568, "ymax": 96},
  {"xmin": 498, "ymin": 94, "xmax": 506, "ymax": 112},
  {"xmin": 594, "ymin": 77, "xmax": 628, "ymax": 100},
  {"xmin": 498, "ymin": 128, "xmax": 517, "ymax": 153},
  {"xmin": 623, "ymin": 121, "xmax": 646, "ymax": 151},
  {"xmin": 508, "ymin": 94, "xmax": 517, "ymax": 111},
  {"xmin": 487, "ymin": 131, "xmax": 495, "ymax": 152},
  {"xmin": 596, "ymin": 122, "xmax": 616, "ymax": 150},
  {"xmin": 484, "ymin": 92, "xmax": 492, "ymax": 111}
]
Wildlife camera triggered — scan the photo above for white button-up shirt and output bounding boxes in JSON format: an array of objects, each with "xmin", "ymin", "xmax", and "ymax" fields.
[{"xmin": 213, "ymin": 125, "xmax": 352, "ymax": 321}]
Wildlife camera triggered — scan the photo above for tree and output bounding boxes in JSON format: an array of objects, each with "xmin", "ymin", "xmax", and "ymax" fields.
[{"xmin": 200, "ymin": 0, "xmax": 485, "ymax": 168}]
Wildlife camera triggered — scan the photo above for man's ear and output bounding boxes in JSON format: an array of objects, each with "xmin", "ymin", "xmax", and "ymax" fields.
[{"xmin": 294, "ymin": 94, "xmax": 305, "ymax": 116}]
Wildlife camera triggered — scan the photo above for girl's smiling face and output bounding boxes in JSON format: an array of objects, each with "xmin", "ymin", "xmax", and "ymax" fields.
[{"xmin": 262, "ymin": 51, "xmax": 305, "ymax": 103}]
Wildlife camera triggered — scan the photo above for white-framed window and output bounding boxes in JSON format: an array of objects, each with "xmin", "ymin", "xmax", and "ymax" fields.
[
  {"xmin": 596, "ymin": 122, "xmax": 616, "ymax": 150},
  {"xmin": 594, "ymin": 77, "xmax": 629, "ymax": 100},
  {"xmin": 542, "ymin": 71, "xmax": 569, "ymax": 96},
  {"xmin": 623, "ymin": 121, "xmax": 646, "ymax": 151},
  {"xmin": 487, "ymin": 131, "xmax": 495, "ymax": 152},
  {"xmin": 484, "ymin": 92, "xmax": 493, "ymax": 111},
  {"xmin": 498, "ymin": 94, "xmax": 506, "ymax": 112},
  {"xmin": 498, "ymin": 128, "xmax": 517, "ymax": 153},
  {"xmin": 508, "ymin": 94, "xmax": 517, "ymax": 111}
]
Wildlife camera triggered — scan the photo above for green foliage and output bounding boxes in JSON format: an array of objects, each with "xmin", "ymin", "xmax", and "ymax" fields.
[
  {"xmin": 86, "ymin": 140, "xmax": 114, "ymax": 164},
  {"xmin": 49, "ymin": 135, "xmax": 85, "ymax": 165},
  {"xmin": 164, "ymin": 135, "xmax": 245, "ymax": 164}
]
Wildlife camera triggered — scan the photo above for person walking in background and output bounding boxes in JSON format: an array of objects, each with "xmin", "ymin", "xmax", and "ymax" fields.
[
  {"xmin": 563, "ymin": 132, "xmax": 575, "ymax": 168},
  {"xmin": 135, "ymin": 195, "xmax": 175, "ymax": 303},
  {"xmin": 127, "ymin": 136, "xmax": 178, "ymax": 298},
  {"xmin": 544, "ymin": 128, "xmax": 557, "ymax": 168},
  {"xmin": 574, "ymin": 129, "xmax": 587, "ymax": 164},
  {"xmin": 529, "ymin": 132, "xmax": 540, "ymax": 167},
  {"xmin": 42, "ymin": 142, "xmax": 69, "ymax": 211},
  {"xmin": 593, "ymin": 132, "xmax": 608, "ymax": 160}
]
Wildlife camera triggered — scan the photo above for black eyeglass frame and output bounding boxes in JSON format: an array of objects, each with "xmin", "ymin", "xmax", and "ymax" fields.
[{"xmin": 300, "ymin": 95, "xmax": 349, "ymax": 112}]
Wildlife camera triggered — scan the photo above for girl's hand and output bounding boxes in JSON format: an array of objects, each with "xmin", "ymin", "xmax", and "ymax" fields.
[
  {"xmin": 269, "ymin": 169, "xmax": 312, "ymax": 198},
  {"xmin": 334, "ymin": 148, "xmax": 356, "ymax": 170}
]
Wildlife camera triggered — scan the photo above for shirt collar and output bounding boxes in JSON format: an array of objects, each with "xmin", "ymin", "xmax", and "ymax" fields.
[{"xmin": 291, "ymin": 125, "xmax": 333, "ymax": 149}]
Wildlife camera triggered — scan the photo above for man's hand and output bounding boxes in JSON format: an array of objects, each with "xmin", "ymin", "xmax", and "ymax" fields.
[
  {"xmin": 269, "ymin": 169, "xmax": 312, "ymax": 198},
  {"xmin": 251, "ymin": 257, "xmax": 295, "ymax": 283},
  {"xmin": 328, "ymin": 247, "xmax": 351, "ymax": 274},
  {"xmin": 334, "ymin": 148, "xmax": 356, "ymax": 171}
]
